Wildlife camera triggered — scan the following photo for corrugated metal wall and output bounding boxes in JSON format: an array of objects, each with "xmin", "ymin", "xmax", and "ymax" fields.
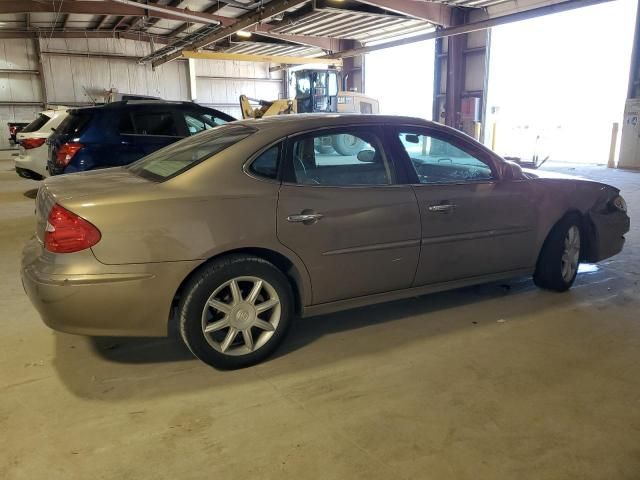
[
  {"xmin": 195, "ymin": 58, "xmax": 283, "ymax": 118},
  {"xmin": 0, "ymin": 37, "xmax": 283, "ymax": 149},
  {"xmin": 0, "ymin": 39, "xmax": 42, "ymax": 149},
  {"xmin": 39, "ymin": 38, "xmax": 191, "ymax": 104}
]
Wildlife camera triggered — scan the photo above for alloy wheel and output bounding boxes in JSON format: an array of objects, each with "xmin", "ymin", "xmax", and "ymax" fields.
[
  {"xmin": 201, "ymin": 276, "xmax": 281, "ymax": 356},
  {"xmin": 561, "ymin": 225, "xmax": 580, "ymax": 282}
]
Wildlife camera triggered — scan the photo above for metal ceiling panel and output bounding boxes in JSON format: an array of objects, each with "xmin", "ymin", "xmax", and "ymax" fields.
[
  {"xmin": 271, "ymin": 9, "xmax": 435, "ymax": 44},
  {"xmin": 225, "ymin": 41, "xmax": 324, "ymax": 57}
]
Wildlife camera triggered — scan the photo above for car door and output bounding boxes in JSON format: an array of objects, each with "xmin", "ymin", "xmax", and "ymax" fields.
[
  {"xmin": 115, "ymin": 110, "xmax": 147, "ymax": 166},
  {"xmin": 276, "ymin": 126, "xmax": 421, "ymax": 305},
  {"xmin": 390, "ymin": 126, "xmax": 538, "ymax": 286}
]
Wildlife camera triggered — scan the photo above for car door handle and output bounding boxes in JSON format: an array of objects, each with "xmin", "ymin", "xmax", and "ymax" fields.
[
  {"xmin": 286, "ymin": 213, "xmax": 324, "ymax": 223},
  {"xmin": 427, "ymin": 203, "xmax": 456, "ymax": 213}
]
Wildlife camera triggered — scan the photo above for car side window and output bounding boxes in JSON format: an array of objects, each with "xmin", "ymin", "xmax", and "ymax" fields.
[
  {"xmin": 397, "ymin": 132, "xmax": 494, "ymax": 184},
  {"xmin": 131, "ymin": 111, "xmax": 179, "ymax": 136},
  {"xmin": 291, "ymin": 131, "xmax": 394, "ymax": 186},
  {"xmin": 249, "ymin": 145, "xmax": 280, "ymax": 180}
]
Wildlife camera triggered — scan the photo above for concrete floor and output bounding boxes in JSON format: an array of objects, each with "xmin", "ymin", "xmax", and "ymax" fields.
[{"xmin": 1, "ymin": 158, "xmax": 639, "ymax": 480}]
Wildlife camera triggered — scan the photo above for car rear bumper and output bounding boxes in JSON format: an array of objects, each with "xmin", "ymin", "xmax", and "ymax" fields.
[
  {"xmin": 21, "ymin": 238, "xmax": 202, "ymax": 337},
  {"xmin": 15, "ymin": 166, "xmax": 43, "ymax": 180},
  {"xmin": 15, "ymin": 154, "xmax": 47, "ymax": 179},
  {"xmin": 585, "ymin": 210, "xmax": 630, "ymax": 262},
  {"xmin": 47, "ymin": 160, "xmax": 65, "ymax": 176}
]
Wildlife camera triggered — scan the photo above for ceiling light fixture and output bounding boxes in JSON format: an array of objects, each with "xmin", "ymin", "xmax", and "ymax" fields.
[{"xmin": 236, "ymin": 30, "xmax": 252, "ymax": 38}]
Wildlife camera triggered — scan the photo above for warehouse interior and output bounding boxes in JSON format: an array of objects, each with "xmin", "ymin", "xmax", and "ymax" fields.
[{"xmin": 1, "ymin": 0, "xmax": 640, "ymax": 478}]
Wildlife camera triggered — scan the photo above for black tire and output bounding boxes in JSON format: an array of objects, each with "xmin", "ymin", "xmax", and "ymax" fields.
[
  {"xmin": 179, "ymin": 254, "xmax": 294, "ymax": 369},
  {"xmin": 332, "ymin": 134, "xmax": 365, "ymax": 156},
  {"xmin": 533, "ymin": 214, "xmax": 582, "ymax": 292}
]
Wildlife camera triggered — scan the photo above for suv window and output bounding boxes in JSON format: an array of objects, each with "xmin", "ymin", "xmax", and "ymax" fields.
[
  {"xmin": 184, "ymin": 111, "xmax": 229, "ymax": 135},
  {"xmin": 22, "ymin": 114, "xmax": 51, "ymax": 133},
  {"xmin": 57, "ymin": 111, "xmax": 91, "ymax": 136},
  {"xmin": 126, "ymin": 124, "xmax": 255, "ymax": 181},
  {"xmin": 131, "ymin": 111, "xmax": 179, "ymax": 136},
  {"xmin": 249, "ymin": 145, "xmax": 280, "ymax": 179},
  {"xmin": 203, "ymin": 113, "xmax": 229, "ymax": 126},
  {"xmin": 119, "ymin": 113, "xmax": 135, "ymax": 134},
  {"xmin": 291, "ymin": 130, "xmax": 394, "ymax": 186},
  {"xmin": 397, "ymin": 131, "xmax": 494, "ymax": 184},
  {"xmin": 184, "ymin": 112, "xmax": 216, "ymax": 135}
]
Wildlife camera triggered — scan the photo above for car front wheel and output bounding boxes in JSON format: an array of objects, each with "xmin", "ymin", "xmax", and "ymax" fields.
[
  {"xmin": 533, "ymin": 215, "xmax": 582, "ymax": 292},
  {"xmin": 179, "ymin": 255, "xmax": 293, "ymax": 369}
]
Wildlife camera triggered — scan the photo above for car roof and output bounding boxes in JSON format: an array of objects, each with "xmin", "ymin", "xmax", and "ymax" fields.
[
  {"xmin": 234, "ymin": 113, "xmax": 438, "ymax": 135},
  {"xmin": 67, "ymin": 100, "xmax": 215, "ymax": 113}
]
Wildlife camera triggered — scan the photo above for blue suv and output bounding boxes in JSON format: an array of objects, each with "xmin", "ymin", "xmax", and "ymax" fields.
[{"xmin": 47, "ymin": 100, "xmax": 235, "ymax": 175}]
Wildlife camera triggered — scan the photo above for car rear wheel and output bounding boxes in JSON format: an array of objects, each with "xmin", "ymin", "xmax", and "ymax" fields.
[
  {"xmin": 179, "ymin": 255, "xmax": 293, "ymax": 369},
  {"xmin": 533, "ymin": 215, "xmax": 582, "ymax": 292}
]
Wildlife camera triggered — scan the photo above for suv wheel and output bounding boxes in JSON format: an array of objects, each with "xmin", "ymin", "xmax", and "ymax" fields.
[{"xmin": 179, "ymin": 255, "xmax": 293, "ymax": 369}]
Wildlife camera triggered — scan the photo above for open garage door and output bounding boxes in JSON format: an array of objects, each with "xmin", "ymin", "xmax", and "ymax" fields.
[
  {"xmin": 365, "ymin": 39, "xmax": 435, "ymax": 119},
  {"xmin": 485, "ymin": 0, "xmax": 637, "ymax": 165}
]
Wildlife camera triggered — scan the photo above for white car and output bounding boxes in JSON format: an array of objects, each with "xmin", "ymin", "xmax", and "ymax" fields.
[{"xmin": 15, "ymin": 107, "xmax": 68, "ymax": 180}]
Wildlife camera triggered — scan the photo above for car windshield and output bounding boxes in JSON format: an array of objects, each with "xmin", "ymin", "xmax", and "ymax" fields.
[{"xmin": 126, "ymin": 124, "xmax": 255, "ymax": 181}]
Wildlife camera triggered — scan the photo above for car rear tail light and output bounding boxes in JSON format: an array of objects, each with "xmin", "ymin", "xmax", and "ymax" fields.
[
  {"xmin": 21, "ymin": 138, "xmax": 47, "ymax": 149},
  {"xmin": 44, "ymin": 204, "xmax": 101, "ymax": 253},
  {"xmin": 56, "ymin": 142, "xmax": 83, "ymax": 167}
]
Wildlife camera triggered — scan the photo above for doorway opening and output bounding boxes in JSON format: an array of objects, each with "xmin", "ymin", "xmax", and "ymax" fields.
[
  {"xmin": 365, "ymin": 39, "xmax": 435, "ymax": 119},
  {"xmin": 485, "ymin": 0, "xmax": 637, "ymax": 164}
]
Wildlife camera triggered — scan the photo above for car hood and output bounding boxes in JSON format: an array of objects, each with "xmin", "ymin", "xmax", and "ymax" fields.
[
  {"xmin": 522, "ymin": 168, "xmax": 587, "ymax": 181},
  {"xmin": 42, "ymin": 167, "xmax": 152, "ymax": 201},
  {"xmin": 522, "ymin": 167, "xmax": 621, "ymax": 198}
]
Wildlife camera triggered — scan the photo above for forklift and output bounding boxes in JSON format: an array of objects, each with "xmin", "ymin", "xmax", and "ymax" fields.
[{"xmin": 239, "ymin": 68, "xmax": 379, "ymax": 155}]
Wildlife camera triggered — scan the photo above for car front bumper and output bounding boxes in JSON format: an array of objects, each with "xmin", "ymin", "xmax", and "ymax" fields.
[
  {"xmin": 586, "ymin": 210, "xmax": 630, "ymax": 262},
  {"xmin": 21, "ymin": 238, "xmax": 202, "ymax": 337}
]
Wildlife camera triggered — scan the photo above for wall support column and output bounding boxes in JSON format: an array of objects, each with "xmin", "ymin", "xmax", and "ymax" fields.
[
  {"xmin": 444, "ymin": 23, "xmax": 465, "ymax": 128},
  {"xmin": 33, "ymin": 38, "xmax": 48, "ymax": 106},
  {"xmin": 627, "ymin": 0, "xmax": 640, "ymax": 99}
]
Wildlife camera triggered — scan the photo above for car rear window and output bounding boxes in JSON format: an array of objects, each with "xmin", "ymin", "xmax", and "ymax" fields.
[
  {"xmin": 126, "ymin": 124, "xmax": 255, "ymax": 181},
  {"xmin": 57, "ymin": 111, "xmax": 92, "ymax": 135},
  {"xmin": 21, "ymin": 114, "xmax": 51, "ymax": 133}
]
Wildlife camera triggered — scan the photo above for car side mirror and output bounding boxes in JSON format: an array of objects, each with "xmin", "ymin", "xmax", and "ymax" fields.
[
  {"xmin": 405, "ymin": 134, "xmax": 420, "ymax": 144},
  {"xmin": 502, "ymin": 160, "xmax": 523, "ymax": 181},
  {"xmin": 357, "ymin": 150, "xmax": 376, "ymax": 163}
]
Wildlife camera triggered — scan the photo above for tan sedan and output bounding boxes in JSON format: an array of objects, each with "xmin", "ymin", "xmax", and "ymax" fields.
[{"xmin": 22, "ymin": 115, "xmax": 630, "ymax": 369}]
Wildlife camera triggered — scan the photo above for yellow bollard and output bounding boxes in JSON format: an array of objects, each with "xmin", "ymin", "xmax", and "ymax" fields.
[
  {"xmin": 608, "ymin": 122, "xmax": 619, "ymax": 168},
  {"xmin": 473, "ymin": 122, "xmax": 482, "ymax": 141},
  {"xmin": 491, "ymin": 121, "xmax": 498, "ymax": 151}
]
